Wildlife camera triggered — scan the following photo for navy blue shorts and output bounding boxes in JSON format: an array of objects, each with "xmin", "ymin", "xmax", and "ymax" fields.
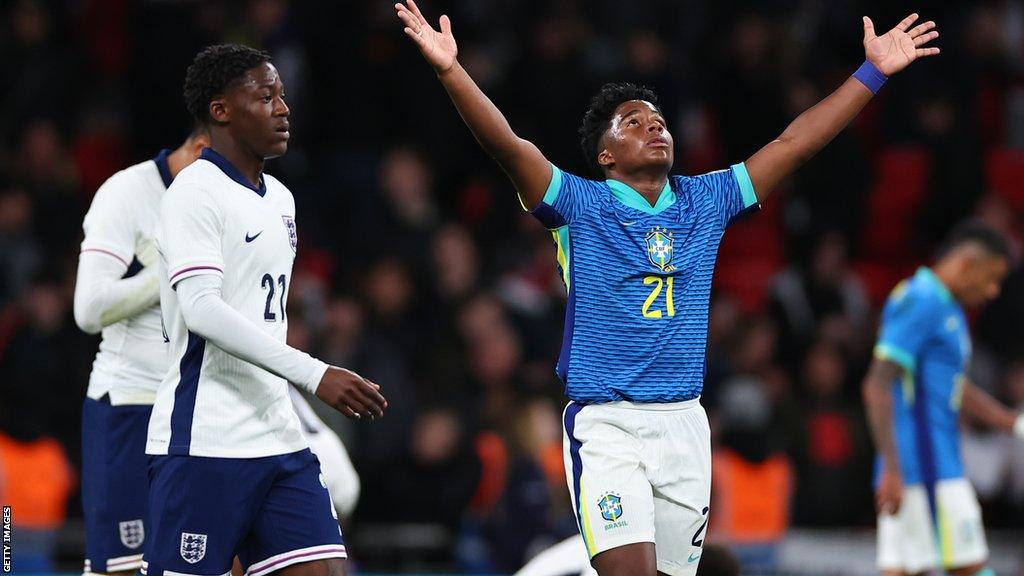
[
  {"xmin": 141, "ymin": 448, "xmax": 346, "ymax": 576},
  {"xmin": 82, "ymin": 397, "xmax": 152, "ymax": 573}
]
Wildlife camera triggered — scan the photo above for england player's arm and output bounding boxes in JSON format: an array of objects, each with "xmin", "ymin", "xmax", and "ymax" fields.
[
  {"xmin": 159, "ymin": 183, "xmax": 387, "ymax": 420},
  {"xmin": 396, "ymin": 0, "xmax": 552, "ymax": 210},
  {"xmin": 744, "ymin": 13, "xmax": 940, "ymax": 203},
  {"xmin": 960, "ymin": 382, "xmax": 1024, "ymax": 440},
  {"xmin": 74, "ymin": 173, "xmax": 161, "ymax": 334}
]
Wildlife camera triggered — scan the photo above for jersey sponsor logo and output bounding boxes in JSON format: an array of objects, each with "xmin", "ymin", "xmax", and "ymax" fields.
[
  {"xmin": 118, "ymin": 519, "xmax": 145, "ymax": 549},
  {"xmin": 282, "ymin": 215, "xmax": 297, "ymax": 253},
  {"xmin": 945, "ymin": 316, "xmax": 959, "ymax": 332},
  {"xmin": 645, "ymin": 226, "xmax": 675, "ymax": 272},
  {"xmin": 245, "ymin": 231, "xmax": 263, "ymax": 243},
  {"xmin": 180, "ymin": 532, "xmax": 207, "ymax": 564},
  {"xmin": 598, "ymin": 492, "xmax": 623, "ymax": 522}
]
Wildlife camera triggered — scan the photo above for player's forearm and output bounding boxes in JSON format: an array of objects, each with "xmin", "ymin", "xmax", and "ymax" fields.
[
  {"xmin": 437, "ymin": 61, "xmax": 522, "ymax": 161},
  {"xmin": 437, "ymin": 62, "xmax": 550, "ymax": 206},
  {"xmin": 862, "ymin": 375, "xmax": 900, "ymax": 471},
  {"xmin": 175, "ymin": 275, "xmax": 329, "ymax": 392},
  {"xmin": 961, "ymin": 382, "xmax": 1020, "ymax": 433},
  {"xmin": 746, "ymin": 77, "xmax": 873, "ymax": 202},
  {"xmin": 74, "ymin": 253, "xmax": 160, "ymax": 334}
]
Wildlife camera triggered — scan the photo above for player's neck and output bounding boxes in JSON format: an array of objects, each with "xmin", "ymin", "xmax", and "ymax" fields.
[
  {"xmin": 209, "ymin": 136, "xmax": 265, "ymax": 188},
  {"xmin": 606, "ymin": 169, "xmax": 669, "ymax": 206},
  {"xmin": 166, "ymin": 145, "xmax": 193, "ymax": 179},
  {"xmin": 931, "ymin": 262, "xmax": 961, "ymax": 302}
]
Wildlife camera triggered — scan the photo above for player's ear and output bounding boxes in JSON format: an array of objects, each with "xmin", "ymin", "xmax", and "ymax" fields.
[
  {"xmin": 209, "ymin": 98, "xmax": 229, "ymax": 124},
  {"xmin": 598, "ymin": 148, "xmax": 614, "ymax": 168}
]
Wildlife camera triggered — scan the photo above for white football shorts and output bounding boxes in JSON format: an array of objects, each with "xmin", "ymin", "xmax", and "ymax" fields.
[
  {"xmin": 562, "ymin": 398, "xmax": 711, "ymax": 576},
  {"xmin": 877, "ymin": 477, "xmax": 988, "ymax": 573}
]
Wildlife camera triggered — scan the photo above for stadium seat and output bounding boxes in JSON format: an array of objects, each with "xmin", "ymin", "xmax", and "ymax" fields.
[{"xmin": 985, "ymin": 147, "xmax": 1024, "ymax": 212}]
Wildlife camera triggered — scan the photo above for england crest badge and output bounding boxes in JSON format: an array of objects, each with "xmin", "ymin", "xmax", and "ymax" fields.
[
  {"xmin": 646, "ymin": 226, "xmax": 675, "ymax": 272},
  {"xmin": 180, "ymin": 532, "xmax": 207, "ymax": 564},
  {"xmin": 118, "ymin": 519, "xmax": 145, "ymax": 549},
  {"xmin": 282, "ymin": 215, "xmax": 297, "ymax": 253}
]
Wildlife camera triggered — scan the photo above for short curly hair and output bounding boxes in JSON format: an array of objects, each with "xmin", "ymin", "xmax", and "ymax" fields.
[
  {"xmin": 184, "ymin": 44, "xmax": 272, "ymax": 124},
  {"xmin": 578, "ymin": 82, "xmax": 661, "ymax": 176}
]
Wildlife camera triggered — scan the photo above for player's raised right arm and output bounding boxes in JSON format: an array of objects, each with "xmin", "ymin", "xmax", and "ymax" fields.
[{"xmin": 396, "ymin": 0, "xmax": 552, "ymax": 209}]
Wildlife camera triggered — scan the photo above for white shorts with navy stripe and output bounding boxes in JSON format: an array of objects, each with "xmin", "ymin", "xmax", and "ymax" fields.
[
  {"xmin": 562, "ymin": 399, "xmax": 711, "ymax": 576},
  {"xmin": 877, "ymin": 477, "xmax": 988, "ymax": 573}
]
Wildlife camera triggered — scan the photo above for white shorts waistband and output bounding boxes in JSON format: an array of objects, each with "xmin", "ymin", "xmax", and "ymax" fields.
[{"xmin": 575, "ymin": 397, "xmax": 701, "ymax": 411}]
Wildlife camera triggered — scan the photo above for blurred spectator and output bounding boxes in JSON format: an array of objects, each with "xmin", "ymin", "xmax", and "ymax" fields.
[
  {"xmin": 358, "ymin": 407, "xmax": 481, "ymax": 567},
  {"xmin": 0, "ymin": 187, "xmax": 41, "ymax": 305},
  {"xmin": 790, "ymin": 343, "xmax": 872, "ymax": 526},
  {"xmin": 0, "ymin": 277, "xmax": 81, "ymax": 571},
  {"xmin": 710, "ymin": 377, "xmax": 793, "ymax": 572},
  {"xmin": 769, "ymin": 231, "xmax": 870, "ymax": 368},
  {"xmin": 0, "ymin": 0, "xmax": 77, "ymax": 144}
]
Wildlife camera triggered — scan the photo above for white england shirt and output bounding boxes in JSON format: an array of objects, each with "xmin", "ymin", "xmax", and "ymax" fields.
[
  {"xmin": 147, "ymin": 148, "xmax": 307, "ymax": 458},
  {"xmin": 80, "ymin": 151, "xmax": 174, "ymax": 405}
]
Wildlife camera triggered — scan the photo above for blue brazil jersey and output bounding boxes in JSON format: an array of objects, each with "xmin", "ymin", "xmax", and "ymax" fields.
[
  {"xmin": 530, "ymin": 163, "xmax": 759, "ymax": 404},
  {"xmin": 874, "ymin": 267, "xmax": 972, "ymax": 485}
]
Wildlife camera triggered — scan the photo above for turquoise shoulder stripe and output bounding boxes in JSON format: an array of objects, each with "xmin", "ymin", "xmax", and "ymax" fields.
[
  {"xmin": 731, "ymin": 162, "xmax": 758, "ymax": 208},
  {"xmin": 874, "ymin": 343, "xmax": 916, "ymax": 373},
  {"xmin": 543, "ymin": 163, "xmax": 563, "ymax": 206}
]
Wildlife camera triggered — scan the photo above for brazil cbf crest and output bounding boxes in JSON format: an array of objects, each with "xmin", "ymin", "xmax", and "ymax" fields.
[
  {"xmin": 180, "ymin": 532, "xmax": 207, "ymax": 564},
  {"xmin": 118, "ymin": 519, "xmax": 144, "ymax": 549},
  {"xmin": 646, "ymin": 226, "xmax": 675, "ymax": 272},
  {"xmin": 282, "ymin": 215, "xmax": 297, "ymax": 253},
  {"xmin": 598, "ymin": 492, "xmax": 623, "ymax": 522}
]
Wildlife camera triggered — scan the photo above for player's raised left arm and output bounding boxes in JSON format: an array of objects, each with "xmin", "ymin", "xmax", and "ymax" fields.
[
  {"xmin": 961, "ymin": 381, "xmax": 1024, "ymax": 439},
  {"xmin": 744, "ymin": 13, "xmax": 939, "ymax": 203}
]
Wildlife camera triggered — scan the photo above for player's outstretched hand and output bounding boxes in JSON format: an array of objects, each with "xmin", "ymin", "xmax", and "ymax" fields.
[
  {"xmin": 875, "ymin": 468, "xmax": 903, "ymax": 515},
  {"xmin": 315, "ymin": 366, "xmax": 388, "ymax": 421},
  {"xmin": 863, "ymin": 13, "xmax": 940, "ymax": 76},
  {"xmin": 395, "ymin": 0, "xmax": 457, "ymax": 74}
]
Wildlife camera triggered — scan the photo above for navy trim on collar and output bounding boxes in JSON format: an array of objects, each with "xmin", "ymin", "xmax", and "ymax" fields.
[
  {"xmin": 200, "ymin": 147, "xmax": 267, "ymax": 197},
  {"xmin": 153, "ymin": 149, "xmax": 174, "ymax": 189}
]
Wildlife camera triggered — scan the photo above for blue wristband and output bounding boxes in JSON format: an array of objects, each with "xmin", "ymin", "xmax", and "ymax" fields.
[{"xmin": 853, "ymin": 60, "xmax": 887, "ymax": 94}]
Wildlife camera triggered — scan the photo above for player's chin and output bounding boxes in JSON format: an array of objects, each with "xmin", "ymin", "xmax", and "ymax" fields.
[
  {"xmin": 265, "ymin": 140, "xmax": 289, "ymax": 158},
  {"xmin": 642, "ymin": 150, "xmax": 673, "ymax": 170}
]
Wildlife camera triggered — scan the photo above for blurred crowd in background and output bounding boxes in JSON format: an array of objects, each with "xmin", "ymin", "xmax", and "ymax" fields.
[{"xmin": 1, "ymin": 0, "xmax": 1024, "ymax": 573}]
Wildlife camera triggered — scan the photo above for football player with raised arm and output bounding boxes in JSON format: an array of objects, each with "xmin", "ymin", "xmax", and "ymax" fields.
[
  {"xmin": 141, "ymin": 44, "xmax": 386, "ymax": 576},
  {"xmin": 396, "ymin": 2, "xmax": 939, "ymax": 574}
]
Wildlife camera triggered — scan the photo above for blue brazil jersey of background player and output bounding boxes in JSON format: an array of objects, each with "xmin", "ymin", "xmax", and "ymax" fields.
[
  {"xmin": 874, "ymin": 267, "xmax": 972, "ymax": 485},
  {"xmin": 530, "ymin": 162, "xmax": 759, "ymax": 404}
]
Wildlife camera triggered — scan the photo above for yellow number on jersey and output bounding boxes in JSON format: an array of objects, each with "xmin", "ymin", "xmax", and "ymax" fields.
[{"xmin": 642, "ymin": 276, "xmax": 675, "ymax": 319}]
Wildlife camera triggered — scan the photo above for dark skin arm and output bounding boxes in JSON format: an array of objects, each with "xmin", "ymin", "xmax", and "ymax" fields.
[
  {"xmin": 861, "ymin": 357, "xmax": 905, "ymax": 514},
  {"xmin": 396, "ymin": 0, "xmax": 552, "ymax": 209},
  {"xmin": 746, "ymin": 14, "xmax": 939, "ymax": 202}
]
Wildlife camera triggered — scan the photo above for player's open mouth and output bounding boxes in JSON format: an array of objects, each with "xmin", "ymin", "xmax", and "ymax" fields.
[
  {"xmin": 647, "ymin": 137, "xmax": 669, "ymax": 148},
  {"xmin": 276, "ymin": 124, "xmax": 290, "ymax": 137}
]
